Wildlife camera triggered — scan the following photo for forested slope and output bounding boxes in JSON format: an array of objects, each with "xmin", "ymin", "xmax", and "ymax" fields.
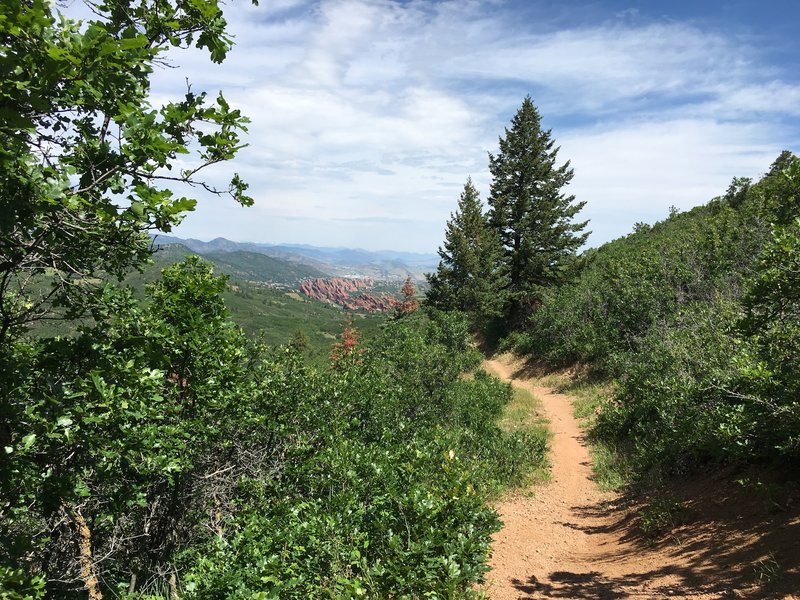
[
  {"xmin": 511, "ymin": 152, "xmax": 800, "ymax": 475},
  {"xmin": 0, "ymin": 3, "xmax": 549, "ymax": 596}
]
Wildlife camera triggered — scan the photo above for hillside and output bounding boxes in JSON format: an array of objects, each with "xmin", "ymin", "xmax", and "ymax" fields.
[
  {"xmin": 204, "ymin": 250, "xmax": 327, "ymax": 285},
  {"xmin": 130, "ymin": 245, "xmax": 385, "ymax": 356},
  {"xmin": 152, "ymin": 235, "xmax": 335, "ymax": 273},
  {"xmin": 29, "ymin": 244, "xmax": 385, "ymax": 358},
  {"xmin": 425, "ymin": 148, "xmax": 800, "ymax": 595},
  {"xmin": 151, "ymin": 234, "xmax": 438, "ymax": 280}
]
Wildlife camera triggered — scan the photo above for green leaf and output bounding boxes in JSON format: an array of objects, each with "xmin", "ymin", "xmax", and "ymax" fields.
[{"xmin": 118, "ymin": 36, "xmax": 147, "ymax": 50}]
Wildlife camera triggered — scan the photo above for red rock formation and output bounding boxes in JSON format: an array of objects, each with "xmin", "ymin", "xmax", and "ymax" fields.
[{"xmin": 299, "ymin": 277, "xmax": 401, "ymax": 313}]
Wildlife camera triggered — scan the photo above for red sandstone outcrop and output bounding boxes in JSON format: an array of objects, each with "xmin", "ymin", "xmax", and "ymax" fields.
[{"xmin": 299, "ymin": 277, "xmax": 401, "ymax": 313}]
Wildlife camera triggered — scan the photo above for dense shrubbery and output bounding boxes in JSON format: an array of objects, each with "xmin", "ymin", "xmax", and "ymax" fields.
[
  {"xmin": 2, "ymin": 3, "xmax": 547, "ymax": 596},
  {"xmin": 510, "ymin": 153, "xmax": 800, "ymax": 476},
  {"xmin": 1, "ymin": 260, "xmax": 546, "ymax": 598}
]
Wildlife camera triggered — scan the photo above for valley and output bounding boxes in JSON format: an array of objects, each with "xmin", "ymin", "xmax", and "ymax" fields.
[{"xmin": 139, "ymin": 239, "xmax": 419, "ymax": 353}]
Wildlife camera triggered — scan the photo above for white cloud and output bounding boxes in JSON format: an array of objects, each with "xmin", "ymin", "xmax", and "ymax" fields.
[
  {"xmin": 61, "ymin": 0, "xmax": 800, "ymax": 251},
  {"xmin": 559, "ymin": 118, "xmax": 787, "ymax": 243}
]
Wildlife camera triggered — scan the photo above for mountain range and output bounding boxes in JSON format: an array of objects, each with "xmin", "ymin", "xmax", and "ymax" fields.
[{"xmin": 151, "ymin": 235, "xmax": 439, "ymax": 280}]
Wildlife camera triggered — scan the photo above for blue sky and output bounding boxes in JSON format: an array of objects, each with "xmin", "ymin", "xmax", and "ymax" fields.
[{"xmin": 119, "ymin": 0, "xmax": 800, "ymax": 251}]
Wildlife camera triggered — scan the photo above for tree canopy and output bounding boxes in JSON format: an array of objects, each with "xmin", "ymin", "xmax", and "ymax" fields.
[
  {"xmin": 487, "ymin": 96, "xmax": 589, "ymax": 325},
  {"xmin": 0, "ymin": 0, "xmax": 253, "ymax": 343},
  {"xmin": 426, "ymin": 178, "xmax": 507, "ymax": 328}
]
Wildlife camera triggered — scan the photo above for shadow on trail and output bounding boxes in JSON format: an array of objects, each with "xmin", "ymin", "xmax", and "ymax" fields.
[
  {"xmin": 510, "ymin": 568, "xmax": 694, "ymax": 599},
  {"xmin": 508, "ymin": 486, "xmax": 800, "ymax": 599},
  {"xmin": 484, "ymin": 353, "xmax": 800, "ymax": 598}
]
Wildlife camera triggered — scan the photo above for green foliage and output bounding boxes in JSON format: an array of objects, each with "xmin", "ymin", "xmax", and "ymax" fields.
[
  {"xmin": 518, "ymin": 153, "xmax": 800, "ymax": 478},
  {"xmin": 596, "ymin": 300, "xmax": 744, "ymax": 473},
  {"xmin": 638, "ymin": 496, "xmax": 686, "ymax": 542},
  {"xmin": 173, "ymin": 311, "xmax": 546, "ymax": 599},
  {"xmin": 753, "ymin": 553, "xmax": 783, "ymax": 584},
  {"xmin": 0, "ymin": 567, "xmax": 46, "ymax": 600},
  {"xmin": 426, "ymin": 178, "xmax": 508, "ymax": 331},
  {"xmin": 738, "ymin": 212, "xmax": 800, "ymax": 455},
  {"xmin": 487, "ymin": 96, "xmax": 589, "ymax": 327},
  {"xmin": 1, "ymin": 258, "xmax": 253, "ymax": 596},
  {"xmin": 0, "ymin": 0, "xmax": 253, "ymax": 343},
  {"xmin": 2, "ymin": 260, "xmax": 544, "ymax": 597},
  {"xmin": 522, "ymin": 193, "xmax": 767, "ymax": 367},
  {"xmin": 2, "ymin": 6, "xmax": 547, "ymax": 597}
]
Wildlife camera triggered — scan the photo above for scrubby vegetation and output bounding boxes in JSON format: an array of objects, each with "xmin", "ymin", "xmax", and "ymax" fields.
[
  {"xmin": 5, "ymin": 0, "xmax": 798, "ymax": 595},
  {"xmin": 506, "ymin": 152, "xmax": 800, "ymax": 478},
  {"xmin": 425, "ymin": 93, "xmax": 799, "ymax": 484},
  {"xmin": 0, "ymin": 2, "xmax": 549, "ymax": 596},
  {"xmin": 2, "ymin": 259, "xmax": 547, "ymax": 597}
]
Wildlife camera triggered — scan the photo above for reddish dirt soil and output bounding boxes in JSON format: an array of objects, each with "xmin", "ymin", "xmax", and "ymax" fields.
[{"xmin": 483, "ymin": 355, "xmax": 800, "ymax": 600}]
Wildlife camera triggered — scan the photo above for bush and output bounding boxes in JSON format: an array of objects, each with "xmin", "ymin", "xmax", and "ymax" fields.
[
  {"xmin": 2, "ymin": 261, "xmax": 545, "ymax": 597},
  {"xmin": 595, "ymin": 300, "xmax": 744, "ymax": 473},
  {"xmin": 515, "ymin": 153, "xmax": 800, "ymax": 479}
]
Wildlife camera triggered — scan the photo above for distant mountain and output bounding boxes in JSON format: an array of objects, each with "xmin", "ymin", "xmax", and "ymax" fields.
[
  {"xmin": 151, "ymin": 235, "xmax": 439, "ymax": 280},
  {"xmin": 266, "ymin": 243, "xmax": 439, "ymax": 269},
  {"xmin": 151, "ymin": 235, "xmax": 334, "ymax": 272},
  {"xmin": 205, "ymin": 251, "xmax": 327, "ymax": 285},
  {"xmin": 143, "ymin": 243, "xmax": 327, "ymax": 286}
]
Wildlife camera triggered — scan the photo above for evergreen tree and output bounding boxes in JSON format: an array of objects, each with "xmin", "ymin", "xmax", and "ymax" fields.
[
  {"xmin": 487, "ymin": 96, "xmax": 589, "ymax": 325},
  {"xmin": 427, "ymin": 178, "xmax": 507, "ymax": 326}
]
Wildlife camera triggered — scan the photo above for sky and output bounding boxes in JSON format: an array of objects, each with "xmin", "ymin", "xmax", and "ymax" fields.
[{"xmin": 92, "ymin": 0, "xmax": 800, "ymax": 252}]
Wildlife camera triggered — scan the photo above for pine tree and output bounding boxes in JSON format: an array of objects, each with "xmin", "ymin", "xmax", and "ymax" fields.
[
  {"xmin": 487, "ymin": 96, "xmax": 589, "ymax": 325},
  {"xmin": 426, "ymin": 178, "xmax": 507, "ymax": 325}
]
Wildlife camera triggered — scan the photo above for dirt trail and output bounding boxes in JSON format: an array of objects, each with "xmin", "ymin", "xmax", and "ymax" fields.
[{"xmin": 482, "ymin": 356, "xmax": 799, "ymax": 600}]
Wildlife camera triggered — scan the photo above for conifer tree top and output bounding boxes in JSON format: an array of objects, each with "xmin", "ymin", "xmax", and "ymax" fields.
[{"xmin": 486, "ymin": 95, "xmax": 589, "ymax": 320}]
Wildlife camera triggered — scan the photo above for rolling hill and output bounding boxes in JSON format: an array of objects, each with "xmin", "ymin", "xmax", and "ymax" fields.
[
  {"xmin": 129, "ymin": 244, "xmax": 386, "ymax": 357},
  {"xmin": 151, "ymin": 234, "xmax": 439, "ymax": 280},
  {"xmin": 32, "ymin": 244, "xmax": 386, "ymax": 360},
  {"xmin": 204, "ymin": 250, "xmax": 327, "ymax": 285}
]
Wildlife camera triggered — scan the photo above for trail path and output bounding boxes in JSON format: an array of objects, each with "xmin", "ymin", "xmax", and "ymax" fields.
[{"xmin": 482, "ymin": 356, "xmax": 799, "ymax": 600}]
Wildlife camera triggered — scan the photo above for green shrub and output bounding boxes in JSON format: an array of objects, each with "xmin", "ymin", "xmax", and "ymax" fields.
[
  {"xmin": 638, "ymin": 496, "xmax": 687, "ymax": 541},
  {"xmin": 517, "ymin": 154, "xmax": 800, "ymax": 480},
  {"xmin": 2, "ymin": 261, "xmax": 544, "ymax": 597}
]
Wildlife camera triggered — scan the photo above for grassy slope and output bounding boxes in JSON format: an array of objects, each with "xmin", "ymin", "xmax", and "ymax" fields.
[
  {"xmin": 204, "ymin": 250, "xmax": 328, "ymax": 284},
  {"xmin": 222, "ymin": 285, "xmax": 385, "ymax": 360},
  {"xmin": 32, "ymin": 244, "xmax": 387, "ymax": 360},
  {"xmin": 145, "ymin": 245, "xmax": 385, "ymax": 356}
]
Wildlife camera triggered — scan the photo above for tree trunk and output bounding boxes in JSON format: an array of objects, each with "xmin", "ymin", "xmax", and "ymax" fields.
[
  {"xmin": 169, "ymin": 571, "xmax": 179, "ymax": 600},
  {"xmin": 72, "ymin": 508, "xmax": 103, "ymax": 600}
]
